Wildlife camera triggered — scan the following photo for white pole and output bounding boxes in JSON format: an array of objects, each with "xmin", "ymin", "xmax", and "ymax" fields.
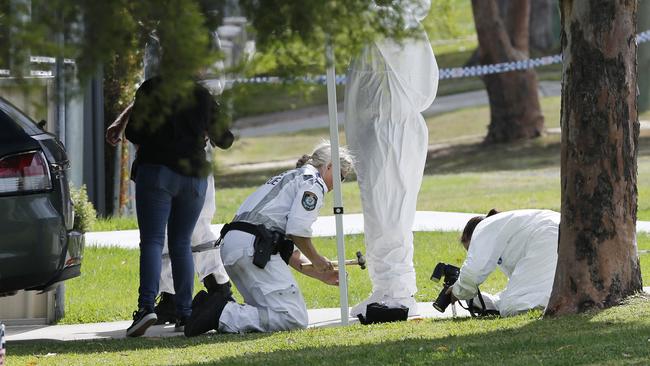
[{"xmin": 325, "ymin": 40, "xmax": 349, "ymax": 325}]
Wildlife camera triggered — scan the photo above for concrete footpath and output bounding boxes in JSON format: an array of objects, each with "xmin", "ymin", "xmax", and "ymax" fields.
[
  {"xmin": 233, "ymin": 81, "xmax": 562, "ymax": 138},
  {"xmin": 85, "ymin": 210, "xmax": 650, "ymax": 249},
  {"xmin": 5, "ymin": 303, "xmax": 464, "ymax": 342}
]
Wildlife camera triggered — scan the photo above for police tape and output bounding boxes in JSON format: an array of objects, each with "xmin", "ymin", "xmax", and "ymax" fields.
[{"xmin": 228, "ymin": 29, "xmax": 650, "ymax": 85}]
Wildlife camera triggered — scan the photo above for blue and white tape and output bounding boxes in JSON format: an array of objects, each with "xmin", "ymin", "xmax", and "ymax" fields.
[{"xmin": 230, "ymin": 29, "xmax": 650, "ymax": 85}]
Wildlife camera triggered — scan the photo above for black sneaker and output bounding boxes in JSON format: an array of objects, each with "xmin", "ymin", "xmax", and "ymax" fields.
[
  {"xmin": 174, "ymin": 317, "xmax": 187, "ymax": 333},
  {"xmin": 154, "ymin": 292, "xmax": 177, "ymax": 325},
  {"xmin": 184, "ymin": 291, "xmax": 229, "ymax": 337},
  {"xmin": 209, "ymin": 281, "xmax": 235, "ymax": 302},
  {"xmin": 126, "ymin": 308, "xmax": 157, "ymax": 337}
]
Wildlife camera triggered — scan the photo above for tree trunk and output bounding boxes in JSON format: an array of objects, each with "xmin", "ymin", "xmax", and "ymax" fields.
[
  {"xmin": 530, "ymin": 0, "xmax": 557, "ymax": 52},
  {"xmin": 545, "ymin": 0, "xmax": 642, "ymax": 316},
  {"xmin": 471, "ymin": 0, "xmax": 545, "ymax": 144}
]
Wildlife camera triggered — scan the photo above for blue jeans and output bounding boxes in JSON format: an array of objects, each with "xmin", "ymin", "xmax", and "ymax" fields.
[{"xmin": 135, "ymin": 164, "xmax": 207, "ymax": 318}]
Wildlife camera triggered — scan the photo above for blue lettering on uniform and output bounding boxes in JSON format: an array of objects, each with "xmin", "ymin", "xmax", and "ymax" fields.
[{"xmin": 266, "ymin": 172, "xmax": 286, "ymax": 186}]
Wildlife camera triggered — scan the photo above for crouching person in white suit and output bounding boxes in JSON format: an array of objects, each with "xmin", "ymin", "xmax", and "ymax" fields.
[
  {"xmin": 184, "ymin": 142, "xmax": 354, "ymax": 336},
  {"xmin": 451, "ymin": 209, "xmax": 560, "ymax": 316}
]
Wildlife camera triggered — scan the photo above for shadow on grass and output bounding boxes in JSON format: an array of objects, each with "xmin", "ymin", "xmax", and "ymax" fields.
[
  {"xmin": 217, "ymin": 133, "xmax": 650, "ymax": 189},
  {"xmin": 216, "ymin": 167, "xmax": 286, "ymax": 189},
  {"xmin": 425, "ymin": 136, "xmax": 561, "ymax": 175},
  {"xmin": 191, "ymin": 313, "xmax": 650, "ymax": 365},
  {"xmin": 426, "ymin": 133, "xmax": 650, "ymax": 176}
]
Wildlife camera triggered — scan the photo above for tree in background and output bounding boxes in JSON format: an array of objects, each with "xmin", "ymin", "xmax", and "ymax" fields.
[
  {"xmin": 639, "ymin": 0, "xmax": 650, "ymax": 113},
  {"xmin": 529, "ymin": 0, "xmax": 558, "ymax": 53},
  {"xmin": 103, "ymin": 50, "xmax": 141, "ymax": 215},
  {"xmin": 494, "ymin": 0, "xmax": 560, "ymax": 52},
  {"xmin": 545, "ymin": 0, "xmax": 642, "ymax": 316},
  {"xmin": 471, "ymin": 0, "xmax": 544, "ymax": 144}
]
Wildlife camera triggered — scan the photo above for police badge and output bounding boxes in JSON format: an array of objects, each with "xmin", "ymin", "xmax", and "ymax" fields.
[{"xmin": 301, "ymin": 191, "xmax": 318, "ymax": 211}]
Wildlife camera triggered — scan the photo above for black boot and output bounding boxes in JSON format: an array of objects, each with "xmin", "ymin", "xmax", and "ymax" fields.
[
  {"xmin": 203, "ymin": 275, "xmax": 235, "ymax": 302},
  {"xmin": 154, "ymin": 292, "xmax": 177, "ymax": 325},
  {"xmin": 184, "ymin": 290, "xmax": 230, "ymax": 337}
]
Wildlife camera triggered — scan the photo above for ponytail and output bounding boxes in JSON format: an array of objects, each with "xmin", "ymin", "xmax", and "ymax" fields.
[{"xmin": 296, "ymin": 154, "xmax": 311, "ymax": 168}]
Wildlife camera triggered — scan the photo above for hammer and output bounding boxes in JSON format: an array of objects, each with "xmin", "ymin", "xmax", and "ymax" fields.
[{"xmin": 301, "ymin": 251, "xmax": 366, "ymax": 270}]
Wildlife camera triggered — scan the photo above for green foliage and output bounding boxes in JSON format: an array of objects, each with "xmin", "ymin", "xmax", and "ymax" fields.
[
  {"xmin": 2, "ymin": 0, "xmax": 218, "ymax": 87},
  {"xmin": 422, "ymin": 0, "xmax": 476, "ymax": 41},
  {"xmin": 240, "ymin": 0, "xmax": 419, "ymax": 76},
  {"xmin": 70, "ymin": 184, "xmax": 96, "ymax": 233},
  {"xmin": 1, "ymin": 0, "xmax": 441, "ymax": 85}
]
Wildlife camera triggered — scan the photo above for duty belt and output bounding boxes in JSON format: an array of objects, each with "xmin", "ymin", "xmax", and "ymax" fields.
[{"xmin": 219, "ymin": 221, "xmax": 295, "ymax": 268}]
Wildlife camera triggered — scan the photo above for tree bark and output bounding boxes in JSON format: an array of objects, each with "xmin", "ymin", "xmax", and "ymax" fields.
[
  {"xmin": 545, "ymin": 0, "xmax": 642, "ymax": 316},
  {"xmin": 471, "ymin": 0, "xmax": 545, "ymax": 144}
]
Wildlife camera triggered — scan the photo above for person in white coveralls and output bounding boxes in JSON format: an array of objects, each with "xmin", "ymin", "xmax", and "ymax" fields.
[
  {"xmin": 450, "ymin": 209, "xmax": 560, "ymax": 316},
  {"xmin": 184, "ymin": 142, "xmax": 354, "ymax": 336},
  {"xmin": 344, "ymin": 0, "xmax": 439, "ymax": 321}
]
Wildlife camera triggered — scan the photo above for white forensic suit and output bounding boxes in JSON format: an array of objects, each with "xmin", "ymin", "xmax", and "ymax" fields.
[
  {"xmin": 218, "ymin": 164, "xmax": 326, "ymax": 332},
  {"xmin": 452, "ymin": 209, "xmax": 560, "ymax": 316},
  {"xmin": 159, "ymin": 145, "xmax": 229, "ymax": 294},
  {"xmin": 345, "ymin": 0, "xmax": 439, "ymax": 317}
]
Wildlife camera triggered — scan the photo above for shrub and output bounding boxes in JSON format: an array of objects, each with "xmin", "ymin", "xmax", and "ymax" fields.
[{"xmin": 70, "ymin": 184, "xmax": 97, "ymax": 233}]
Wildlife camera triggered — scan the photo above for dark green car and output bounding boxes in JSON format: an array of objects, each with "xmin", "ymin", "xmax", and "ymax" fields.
[{"xmin": 0, "ymin": 97, "xmax": 83, "ymax": 297}]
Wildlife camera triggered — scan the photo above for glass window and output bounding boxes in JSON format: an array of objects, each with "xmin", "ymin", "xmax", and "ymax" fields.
[{"xmin": 0, "ymin": 98, "xmax": 43, "ymax": 135}]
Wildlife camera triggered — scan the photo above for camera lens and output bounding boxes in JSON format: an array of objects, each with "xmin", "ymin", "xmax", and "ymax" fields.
[{"xmin": 432, "ymin": 285, "xmax": 452, "ymax": 313}]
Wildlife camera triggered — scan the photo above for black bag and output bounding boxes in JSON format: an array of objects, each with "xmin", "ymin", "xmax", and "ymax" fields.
[{"xmin": 358, "ymin": 302, "xmax": 409, "ymax": 325}]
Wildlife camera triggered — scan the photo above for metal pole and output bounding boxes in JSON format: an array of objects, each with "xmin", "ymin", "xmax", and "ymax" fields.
[{"xmin": 325, "ymin": 40, "xmax": 349, "ymax": 325}]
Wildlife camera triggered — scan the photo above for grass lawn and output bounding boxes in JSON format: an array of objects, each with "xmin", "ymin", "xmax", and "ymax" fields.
[
  {"xmin": 10, "ymin": 295, "xmax": 650, "ymax": 365},
  {"xmin": 62, "ymin": 232, "xmax": 650, "ymax": 325}
]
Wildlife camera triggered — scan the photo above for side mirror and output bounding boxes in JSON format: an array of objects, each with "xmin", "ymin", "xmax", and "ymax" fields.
[{"xmin": 37, "ymin": 119, "xmax": 47, "ymax": 130}]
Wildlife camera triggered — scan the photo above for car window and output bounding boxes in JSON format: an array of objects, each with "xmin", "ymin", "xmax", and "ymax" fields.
[{"xmin": 0, "ymin": 98, "xmax": 43, "ymax": 136}]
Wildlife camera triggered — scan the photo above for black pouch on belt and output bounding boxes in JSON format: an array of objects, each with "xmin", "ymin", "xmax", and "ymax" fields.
[
  {"xmin": 252, "ymin": 227, "xmax": 275, "ymax": 269},
  {"xmin": 271, "ymin": 233, "xmax": 295, "ymax": 265}
]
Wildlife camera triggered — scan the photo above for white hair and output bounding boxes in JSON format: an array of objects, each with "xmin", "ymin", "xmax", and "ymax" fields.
[{"xmin": 296, "ymin": 141, "xmax": 354, "ymax": 177}]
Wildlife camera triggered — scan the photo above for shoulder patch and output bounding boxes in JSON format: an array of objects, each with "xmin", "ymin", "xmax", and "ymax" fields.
[{"xmin": 301, "ymin": 191, "xmax": 318, "ymax": 211}]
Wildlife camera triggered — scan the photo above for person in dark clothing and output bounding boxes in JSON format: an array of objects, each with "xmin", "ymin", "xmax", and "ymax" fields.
[{"xmin": 124, "ymin": 76, "xmax": 231, "ymax": 337}]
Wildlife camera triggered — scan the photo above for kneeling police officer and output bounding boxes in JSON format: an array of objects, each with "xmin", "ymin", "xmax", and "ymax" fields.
[{"xmin": 185, "ymin": 142, "xmax": 354, "ymax": 336}]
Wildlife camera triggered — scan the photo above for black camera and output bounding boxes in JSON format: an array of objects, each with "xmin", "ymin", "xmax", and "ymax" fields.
[{"xmin": 430, "ymin": 262, "xmax": 460, "ymax": 313}]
